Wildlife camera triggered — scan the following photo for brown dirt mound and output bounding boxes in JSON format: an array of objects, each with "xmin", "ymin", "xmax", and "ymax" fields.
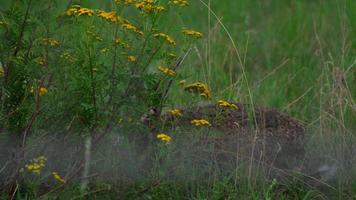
[{"xmin": 146, "ymin": 102, "xmax": 305, "ymax": 170}]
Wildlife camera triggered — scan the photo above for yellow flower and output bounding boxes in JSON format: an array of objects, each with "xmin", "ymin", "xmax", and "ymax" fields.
[
  {"xmin": 158, "ymin": 66, "xmax": 176, "ymax": 76},
  {"xmin": 52, "ymin": 172, "xmax": 66, "ymax": 183},
  {"xmin": 39, "ymin": 87, "xmax": 48, "ymax": 96},
  {"xmin": 117, "ymin": 117, "xmax": 123, "ymax": 124},
  {"xmin": 40, "ymin": 38, "xmax": 60, "ymax": 47},
  {"xmin": 178, "ymin": 80, "xmax": 186, "ymax": 86},
  {"xmin": 30, "ymin": 87, "xmax": 48, "ymax": 96},
  {"xmin": 170, "ymin": 0, "xmax": 189, "ymax": 7},
  {"xmin": 217, "ymin": 100, "xmax": 238, "ymax": 109},
  {"xmin": 24, "ymin": 156, "xmax": 47, "ymax": 175},
  {"xmin": 97, "ymin": 10, "xmax": 119, "ymax": 23},
  {"xmin": 60, "ymin": 52, "xmax": 76, "ymax": 62},
  {"xmin": 184, "ymin": 82, "xmax": 211, "ymax": 99},
  {"xmin": 168, "ymin": 53, "xmax": 177, "ymax": 59},
  {"xmin": 128, "ymin": 55, "xmax": 137, "ymax": 62},
  {"xmin": 34, "ymin": 57, "xmax": 45, "ymax": 65},
  {"xmin": 0, "ymin": 21, "xmax": 9, "ymax": 27},
  {"xmin": 122, "ymin": 22, "xmax": 144, "ymax": 36},
  {"xmin": 157, "ymin": 133, "xmax": 172, "ymax": 142},
  {"xmin": 181, "ymin": 28, "xmax": 203, "ymax": 38},
  {"xmin": 66, "ymin": 6, "xmax": 80, "ymax": 16},
  {"xmin": 168, "ymin": 109, "xmax": 183, "ymax": 117},
  {"xmin": 114, "ymin": 38, "xmax": 130, "ymax": 48},
  {"xmin": 0, "ymin": 67, "xmax": 4, "ymax": 77},
  {"xmin": 154, "ymin": 33, "xmax": 176, "ymax": 45},
  {"xmin": 66, "ymin": 6, "xmax": 94, "ymax": 17},
  {"xmin": 100, "ymin": 48, "xmax": 110, "ymax": 53},
  {"xmin": 191, "ymin": 119, "xmax": 211, "ymax": 127},
  {"xmin": 78, "ymin": 8, "xmax": 94, "ymax": 16},
  {"xmin": 135, "ymin": 0, "xmax": 165, "ymax": 13}
]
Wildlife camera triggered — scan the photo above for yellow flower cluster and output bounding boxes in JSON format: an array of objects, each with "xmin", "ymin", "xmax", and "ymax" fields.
[
  {"xmin": 86, "ymin": 30, "xmax": 104, "ymax": 42},
  {"xmin": 184, "ymin": 82, "xmax": 211, "ymax": 99},
  {"xmin": 0, "ymin": 21, "xmax": 8, "ymax": 27},
  {"xmin": 40, "ymin": 38, "xmax": 60, "ymax": 47},
  {"xmin": 34, "ymin": 57, "xmax": 45, "ymax": 65},
  {"xmin": 52, "ymin": 172, "xmax": 66, "ymax": 183},
  {"xmin": 158, "ymin": 66, "xmax": 176, "ymax": 76},
  {"xmin": 0, "ymin": 67, "xmax": 4, "ymax": 77},
  {"xmin": 122, "ymin": 22, "xmax": 144, "ymax": 36},
  {"xmin": 39, "ymin": 87, "xmax": 48, "ymax": 96},
  {"xmin": 128, "ymin": 55, "xmax": 137, "ymax": 62},
  {"xmin": 115, "ymin": 0, "xmax": 165, "ymax": 13},
  {"xmin": 157, "ymin": 133, "xmax": 172, "ymax": 142},
  {"xmin": 67, "ymin": 6, "xmax": 144, "ymax": 36},
  {"xmin": 191, "ymin": 119, "xmax": 211, "ymax": 127},
  {"xmin": 154, "ymin": 33, "xmax": 176, "ymax": 45},
  {"xmin": 168, "ymin": 53, "xmax": 177, "ymax": 59},
  {"xmin": 66, "ymin": 5, "xmax": 94, "ymax": 16},
  {"xmin": 24, "ymin": 156, "xmax": 47, "ymax": 175},
  {"xmin": 168, "ymin": 109, "xmax": 183, "ymax": 117},
  {"xmin": 114, "ymin": 38, "xmax": 130, "ymax": 49},
  {"xmin": 97, "ymin": 10, "xmax": 122, "ymax": 23},
  {"xmin": 135, "ymin": 0, "xmax": 165, "ymax": 13},
  {"xmin": 170, "ymin": 0, "xmax": 189, "ymax": 7},
  {"xmin": 178, "ymin": 80, "xmax": 186, "ymax": 85},
  {"xmin": 217, "ymin": 100, "xmax": 238, "ymax": 109},
  {"xmin": 30, "ymin": 86, "xmax": 48, "ymax": 96},
  {"xmin": 60, "ymin": 52, "xmax": 76, "ymax": 62},
  {"xmin": 182, "ymin": 28, "xmax": 203, "ymax": 38},
  {"xmin": 100, "ymin": 48, "xmax": 109, "ymax": 53}
]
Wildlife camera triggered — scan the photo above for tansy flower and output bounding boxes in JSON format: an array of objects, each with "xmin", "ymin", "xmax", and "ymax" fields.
[
  {"xmin": 114, "ymin": 38, "xmax": 130, "ymax": 48},
  {"xmin": 217, "ymin": 100, "xmax": 238, "ymax": 109},
  {"xmin": 168, "ymin": 53, "xmax": 177, "ymax": 59},
  {"xmin": 122, "ymin": 22, "xmax": 144, "ymax": 36},
  {"xmin": 66, "ymin": 5, "xmax": 81, "ymax": 16},
  {"xmin": 168, "ymin": 109, "xmax": 183, "ymax": 117},
  {"xmin": 66, "ymin": 6, "xmax": 94, "ymax": 17},
  {"xmin": 100, "ymin": 48, "xmax": 109, "ymax": 53},
  {"xmin": 154, "ymin": 33, "xmax": 176, "ymax": 45},
  {"xmin": 39, "ymin": 38, "xmax": 60, "ymax": 47},
  {"xmin": 77, "ymin": 8, "xmax": 95, "ymax": 16},
  {"xmin": 0, "ymin": 67, "xmax": 4, "ymax": 77},
  {"xmin": 34, "ymin": 57, "xmax": 45, "ymax": 65},
  {"xmin": 184, "ymin": 82, "xmax": 211, "ymax": 99},
  {"xmin": 135, "ymin": 0, "xmax": 165, "ymax": 13},
  {"xmin": 30, "ymin": 87, "xmax": 48, "ymax": 96},
  {"xmin": 52, "ymin": 172, "xmax": 66, "ymax": 183},
  {"xmin": 97, "ymin": 10, "xmax": 120, "ymax": 23},
  {"xmin": 128, "ymin": 55, "xmax": 137, "ymax": 62},
  {"xmin": 191, "ymin": 119, "xmax": 211, "ymax": 127},
  {"xmin": 24, "ymin": 156, "xmax": 47, "ymax": 175},
  {"xmin": 170, "ymin": 0, "xmax": 189, "ymax": 7},
  {"xmin": 60, "ymin": 52, "xmax": 76, "ymax": 62},
  {"xmin": 39, "ymin": 87, "xmax": 48, "ymax": 96},
  {"xmin": 158, "ymin": 66, "xmax": 176, "ymax": 76},
  {"xmin": 157, "ymin": 133, "xmax": 172, "ymax": 143},
  {"xmin": 181, "ymin": 28, "xmax": 203, "ymax": 38},
  {"xmin": 0, "ymin": 21, "xmax": 8, "ymax": 27},
  {"xmin": 178, "ymin": 80, "xmax": 186, "ymax": 86}
]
